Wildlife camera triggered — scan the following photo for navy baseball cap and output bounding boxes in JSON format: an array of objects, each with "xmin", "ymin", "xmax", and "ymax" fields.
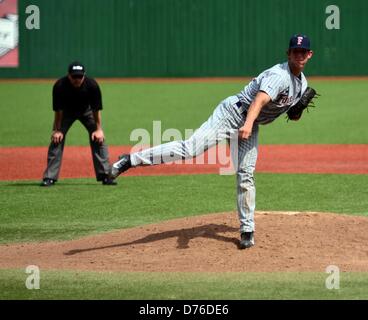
[
  {"xmin": 68, "ymin": 61, "xmax": 86, "ymax": 76},
  {"xmin": 289, "ymin": 34, "xmax": 311, "ymax": 50}
]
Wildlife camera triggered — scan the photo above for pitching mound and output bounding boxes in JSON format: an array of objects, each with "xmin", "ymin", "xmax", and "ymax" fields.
[{"xmin": 0, "ymin": 212, "xmax": 367, "ymax": 272}]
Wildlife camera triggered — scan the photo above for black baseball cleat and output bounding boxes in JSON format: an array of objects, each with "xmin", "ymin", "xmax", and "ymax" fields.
[
  {"xmin": 40, "ymin": 178, "xmax": 56, "ymax": 187},
  {"xmin": 102, "ymin": 177, "xmax": 117, "ymax": 185},
  {"xmin": 109, "ymin": 154, "xmax": 131, "ymax": 179},
  {"xmin": 239, "ymin": 231, "xmax": 255, "ymax": 249}
]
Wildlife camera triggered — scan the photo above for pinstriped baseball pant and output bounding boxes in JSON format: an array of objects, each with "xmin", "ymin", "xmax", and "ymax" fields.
[{"xmin": 130, "ymin": 96, "xmax": 259, "ymax": 233}]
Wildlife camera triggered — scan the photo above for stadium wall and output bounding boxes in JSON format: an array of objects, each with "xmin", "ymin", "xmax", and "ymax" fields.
[{"xmin": 0, "ymin": 0, "xmax": 366, "ymax": 78}]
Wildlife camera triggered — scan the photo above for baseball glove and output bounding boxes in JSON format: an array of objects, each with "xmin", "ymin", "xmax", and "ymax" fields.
[{"xmin": 286, "ymin": 87, "xmax": 319, "ymax": 121}]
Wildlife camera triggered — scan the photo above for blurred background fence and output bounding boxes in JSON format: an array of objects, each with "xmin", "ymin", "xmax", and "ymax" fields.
[{"xmin": 0, "ymin": 0, "xmax": 367, "ymax": 78}]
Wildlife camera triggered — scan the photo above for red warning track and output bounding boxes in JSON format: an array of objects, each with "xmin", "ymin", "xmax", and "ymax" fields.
[{"xmin": 0, "ymin": 144, "xmax": 367, "ymax": 181}]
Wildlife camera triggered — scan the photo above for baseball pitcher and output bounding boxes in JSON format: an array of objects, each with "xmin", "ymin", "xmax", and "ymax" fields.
[{"xmin": 110, "ymin": 34, "xmax": 318, "ymax": 249}]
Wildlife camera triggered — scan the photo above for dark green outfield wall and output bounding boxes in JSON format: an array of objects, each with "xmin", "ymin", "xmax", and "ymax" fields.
[{"xmin": 1, "ymin": 0, "xmax": 367, "ymax": 77}]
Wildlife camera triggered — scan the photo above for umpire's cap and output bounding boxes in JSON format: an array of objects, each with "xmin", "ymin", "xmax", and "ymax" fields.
[
  {"xmin": 68, "ymin": 61, "xmax": 86, "ymax": 76},
  {"xmin": 289, "ymin": 34, "xmax": 311, "ymax": 50}
]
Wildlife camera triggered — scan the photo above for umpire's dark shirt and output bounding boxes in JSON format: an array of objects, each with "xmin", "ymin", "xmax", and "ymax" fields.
[{"xmin": 52, "ymin": 76, "xmax": 102, "ymax": 115}]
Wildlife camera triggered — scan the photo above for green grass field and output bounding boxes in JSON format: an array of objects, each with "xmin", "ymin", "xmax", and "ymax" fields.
[
  {"xmin": 1, "ymin": 270, "xmax": 367, "ymax": 300},
  {"xmin": 0, "ymin": 80, "xmax": 367, "ymax": 147},
  {"xmin": 0, "ymin": 80, "xmax": 367, "ymax": 300}
]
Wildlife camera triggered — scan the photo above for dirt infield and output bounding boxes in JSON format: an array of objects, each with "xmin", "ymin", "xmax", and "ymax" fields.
[
  {"xmin": 0, "ymin": 144, "xmax": 367, "ymax": 181},
  {"xmin": 0, "ymin": 212, "xmax": 367, "ymax": 272}
]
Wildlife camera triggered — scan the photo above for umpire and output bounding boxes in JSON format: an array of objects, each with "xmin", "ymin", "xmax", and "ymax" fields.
[{"xmin": 41, "ymin": 61, "xmax": 116, "ymax": 186}]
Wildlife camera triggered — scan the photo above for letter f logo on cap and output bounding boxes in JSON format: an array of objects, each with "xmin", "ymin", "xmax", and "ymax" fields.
[{"xmin": 289, "ymin": 34, "xmax": 311, "ymax": 50}]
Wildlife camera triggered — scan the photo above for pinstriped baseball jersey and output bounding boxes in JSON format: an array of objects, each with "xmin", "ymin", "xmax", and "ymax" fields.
[
  {"xmin": 112, "ymin": 34, "xmax": 314, "ymax": 249},
  {"xmin": 237, "ymin": 62, "xmax": 308, "ymax": 125}
]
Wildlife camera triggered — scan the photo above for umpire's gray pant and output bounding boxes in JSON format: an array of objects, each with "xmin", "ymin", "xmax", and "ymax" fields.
[
  {"xmin": 43, "ymin": 110, "xmax": 111, "ymax": 181},
  {"xmin": 130, "ymin": 96, "xmax": 258, "ymax": 233}
]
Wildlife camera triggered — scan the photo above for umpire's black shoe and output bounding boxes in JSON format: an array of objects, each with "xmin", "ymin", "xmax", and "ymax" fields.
[
  {"xmin": 102, "ymin": 177, "xmax": 118, "ymax": 185},
  {"xmin": 109, "ymin": 154, "xmax": 131, "ymax": 179},
  {"xmin": 40, "ymin": 178, "xmax": 56, "ymax": 187},
  {"xmin": 239, "ymin": 231, "xmax": 255, "ymax": 249}
]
